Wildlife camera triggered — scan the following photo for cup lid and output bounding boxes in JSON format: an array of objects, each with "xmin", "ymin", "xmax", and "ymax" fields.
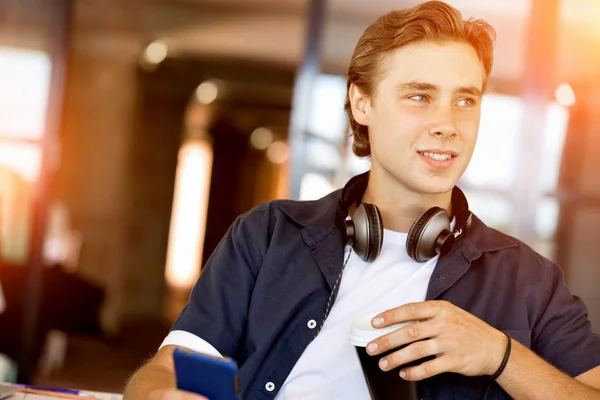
[{"xmin": 349, "ymin": 311, "xmax": 413, "ymax": 347}]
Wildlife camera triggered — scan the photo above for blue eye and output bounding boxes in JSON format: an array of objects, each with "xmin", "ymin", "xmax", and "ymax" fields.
[{"xmin": 409, "ymin": 94, "xmax": 429, "ymax": 102}]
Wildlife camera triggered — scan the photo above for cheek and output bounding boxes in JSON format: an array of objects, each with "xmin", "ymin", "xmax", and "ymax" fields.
[
  {"xmin": 457, "ymin": 116, "xmax": 480, "ymax": 145},
  {"xmin": 386, "ymin": 106, "xmax": 426, "ymax": 135},
  {"xmin": 373, "ymin": 112, "xmax": 422, "ymax": 153}
]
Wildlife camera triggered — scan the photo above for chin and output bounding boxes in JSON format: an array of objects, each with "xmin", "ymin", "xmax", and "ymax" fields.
[{"xmin": 411, "ymin": 176, "xmax": 457, "ymax": 195}]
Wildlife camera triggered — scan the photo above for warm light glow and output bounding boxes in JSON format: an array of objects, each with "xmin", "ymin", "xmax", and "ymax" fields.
[
  {"xmin": 0, "ymin": 164, "xmax": 34, "ymax": 264},
  {"xmin": 43, "ymin": 202, "xmax": 83, "ymax": 270},
  {"xmin": 0, "ymin": 47, "xmax": 51, "ymax": 140},
  {"xmin": 539, "ymin": 102, "xmax": 569, "ymax": 192},
  {"xmin": 275, "ymin": 161, "xmax": 289, "ymax": 199},
  {"xmin": 250, "ymin": 127, "xmax": 273, "ymax": 150},
  {"xmin": 555, "ymin": 83, "xmax": 576, "ymax": 107},
  {"xmin": 165, "ymin": 139, "xmax": 213, "ymax": 289},
  {"xmin": 0, "ymin": 142, "xmax": 41, "ymax": 182},
  {"xmin": 267, "ymin": 141, "xmax": 289, "ymax": 164},
  {"xmin": 195, "ymin": 81, "xmax": 219, "ymax": 104},
  {"xmin": 144, "ymin": 40, "xmax": 168, "ymax": 64}
]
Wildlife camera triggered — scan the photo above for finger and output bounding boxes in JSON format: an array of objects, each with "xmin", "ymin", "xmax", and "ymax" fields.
[
  {"xmin": 367, "ymin": 320, "xmax": 439, "ymax": 355},
  {"xmin": 378, "ymin": 338, "xmax": 442, "ymax": 371},
  {"xmin": 400, "ymin": 356, "xmax": 448, "ymax": 381},
  {"xmin": 372, "ymin": 301, "xmax": 447, "ymax": 328}
]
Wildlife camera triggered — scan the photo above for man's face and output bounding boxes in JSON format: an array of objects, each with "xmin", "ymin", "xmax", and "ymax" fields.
[{"xmin": 352, "ymin": 40, "xmax": 485, "ymax": 195}]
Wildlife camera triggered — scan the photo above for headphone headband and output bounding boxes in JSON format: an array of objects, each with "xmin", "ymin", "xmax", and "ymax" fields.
[
  {"xmin": 450, "ymin": 182, "xmax": 472, "ymax": 239},
  {"xmin": 336, "ymin": 171, "xmax": 370, "ymax": 221}
]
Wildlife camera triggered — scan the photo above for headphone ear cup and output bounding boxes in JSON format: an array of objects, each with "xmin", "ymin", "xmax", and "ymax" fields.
[
  {"xmin": 351, "ymin": 203, "xmax": 383, "ymax": 262},
  {"xmin": 407, "ymin": 207, "xmax": 450, "ymax": 262},
  {"xmin": 363, "ymin": 203, "xmax": 383, "ymax": 262},
  {"xmin": 344, "ymin": 219, "xmax": 355, "ymax": 246}
]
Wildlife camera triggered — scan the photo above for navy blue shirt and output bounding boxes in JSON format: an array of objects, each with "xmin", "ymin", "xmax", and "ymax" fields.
[{"xmin": 172, "ymin": 190, "xmax": 600, "ymax": 399}]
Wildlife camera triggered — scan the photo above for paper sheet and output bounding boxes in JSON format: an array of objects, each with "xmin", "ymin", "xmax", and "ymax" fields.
[
  {"xmin": 7, "ymin": 391, "xmax": 123, "ymax": 400},
  {"xmin": 10, "ymin": 394, "xmax": 54, "ymax": 400}
]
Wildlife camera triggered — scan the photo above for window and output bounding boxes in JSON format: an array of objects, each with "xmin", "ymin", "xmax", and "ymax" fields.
[{"xmin": 0, "ymin": 47, "xmax": 51, "ymax": 264}]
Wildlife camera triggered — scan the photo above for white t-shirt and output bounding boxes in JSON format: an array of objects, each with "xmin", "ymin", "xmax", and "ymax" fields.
[{"xmin": 161, "ymin": 229, "xmax": 438, "ymax": 399}]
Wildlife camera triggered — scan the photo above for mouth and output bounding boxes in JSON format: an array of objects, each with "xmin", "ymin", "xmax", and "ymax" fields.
[
  {"xmin": 418, "ymin": 150, "xmax": 457, "ymax": 160},
  {"xmin": 417, "ymin": 150, "xmax": 458, "ymax": 168}
]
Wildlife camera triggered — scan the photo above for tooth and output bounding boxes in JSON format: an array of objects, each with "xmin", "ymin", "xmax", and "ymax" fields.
[{"xmin": 422, "ymin": 152, "xmax": 451, "ymax": 161}]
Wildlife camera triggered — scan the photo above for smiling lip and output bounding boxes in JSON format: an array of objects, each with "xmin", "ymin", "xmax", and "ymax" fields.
[{"xmin": 417, "ymin": 149, "xmax": 458, "ymax": 168}]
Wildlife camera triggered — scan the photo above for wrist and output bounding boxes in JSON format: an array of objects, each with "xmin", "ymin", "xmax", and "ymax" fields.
[
  {"xmin": 488, "ymin": 331, "xmax": 512, "ymax": 380},
  {"xmin": 481, "ymin": 329, "xmax": 506, "ymax": 376}
]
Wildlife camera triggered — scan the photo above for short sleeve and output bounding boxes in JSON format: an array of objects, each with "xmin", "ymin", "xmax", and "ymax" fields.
[
  {"xmin": 171, "ymin": 215, "xmax": 262, "ymax": 360},
  {"xmin": 532, "ymin": 260, "xmax": 600, "ymax": 377}
]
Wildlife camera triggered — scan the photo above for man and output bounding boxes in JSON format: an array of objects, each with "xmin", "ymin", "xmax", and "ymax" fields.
[{"xmin": 125, "ymin": 1, "xmax": 600, "ymax": 399}]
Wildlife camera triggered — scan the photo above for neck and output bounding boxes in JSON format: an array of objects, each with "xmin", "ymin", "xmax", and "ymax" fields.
[{"xmin": 361, "ymin": 171, "xmax": 453, "ymax": 233}]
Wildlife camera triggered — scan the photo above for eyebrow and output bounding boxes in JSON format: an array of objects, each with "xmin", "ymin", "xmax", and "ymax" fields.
[
  {"xmin": 456, "ymin": 86, "xmax": 484, "ymax": 97},
  {"xmin": 396, "ymin": 81, "xmax": 483, "ymax": 97},
  {"xmin": 396, "ymin": 81, "xmax": 438, "ymax": 92}
]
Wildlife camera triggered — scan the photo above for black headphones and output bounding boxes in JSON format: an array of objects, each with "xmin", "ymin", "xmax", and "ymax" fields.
[{"xmin": 336, "ymin": 171, "xmax": 472, "ymax": 263}]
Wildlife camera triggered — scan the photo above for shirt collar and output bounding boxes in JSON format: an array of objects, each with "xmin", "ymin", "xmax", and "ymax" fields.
[
  {"xmin": 275, "ymin": 188, "xmax": 518, "ymax": 256},
  {"xmin": 276, "ymin": 189, "xmax": 342, "ymax": 248},
  {"xmin": 456, "ymin": 214, "xmax": 519, "ymax": 261}
]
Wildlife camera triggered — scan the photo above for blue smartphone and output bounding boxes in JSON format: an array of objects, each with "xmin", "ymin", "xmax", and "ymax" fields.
[{"xmin": 173, "ymin": 348, "xmax": 241, "ymax": 400}]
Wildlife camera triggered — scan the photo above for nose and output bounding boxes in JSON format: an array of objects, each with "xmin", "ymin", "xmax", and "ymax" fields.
[{"xmin": 428, "ymin": 104, "xmax": 457, "ymax": 139}]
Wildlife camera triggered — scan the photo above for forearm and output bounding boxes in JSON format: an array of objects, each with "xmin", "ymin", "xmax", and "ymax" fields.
[
  {"xmin": 123, "ymin": 361, "xmax": 177, "ymax": 400},
  {"xmin": 497, "ymin": 339, "xmax": 600, "ymax": 400}
]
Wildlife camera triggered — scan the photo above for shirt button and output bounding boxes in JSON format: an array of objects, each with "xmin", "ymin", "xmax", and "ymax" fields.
[
  {"xmin": 265, "ymin": 382, "xmax": 275, "ymax": 392},
  {"xmin": 307, "ymin": 319, "xmax": 317, "ymax": 329}
]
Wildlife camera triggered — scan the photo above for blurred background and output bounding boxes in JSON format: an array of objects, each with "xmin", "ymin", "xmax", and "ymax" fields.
[{"xmin": 0, "ymin": 0, "xmax": 599, "ymax": 394}]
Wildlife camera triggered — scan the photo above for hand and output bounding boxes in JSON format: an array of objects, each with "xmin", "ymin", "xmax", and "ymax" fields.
[
  {"xmin": 148, "ymin": 389, "xmax": 209, "ymax": 400},
  {"xmin": 366, "ymin": 300, "xmax": 508, "ymax": 381}
]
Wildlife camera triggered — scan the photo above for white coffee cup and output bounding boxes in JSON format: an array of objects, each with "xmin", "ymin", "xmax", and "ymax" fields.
[
  {"xmin": 349, "ymin": 311, "xmax": 420, "ymax": 400},
  {"xmin": 349, "ymin": 311, "xmax": 414, "ymax": 347}
]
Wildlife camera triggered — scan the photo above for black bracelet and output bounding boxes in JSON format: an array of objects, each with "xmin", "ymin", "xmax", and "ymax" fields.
[{"xmin": 490, "ymin": 331, "xmax": 512, "ymax": 380}]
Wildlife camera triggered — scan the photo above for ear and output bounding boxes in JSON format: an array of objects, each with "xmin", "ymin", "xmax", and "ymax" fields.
[{"xmin": 348, "ymin": 84, "xmax": 370, "ymax": 126}]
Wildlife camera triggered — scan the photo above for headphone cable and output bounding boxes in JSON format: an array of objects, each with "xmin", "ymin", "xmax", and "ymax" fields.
[{"xmin": 313, "ymin": 247, "xmax": 353, "ymax": 339}]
